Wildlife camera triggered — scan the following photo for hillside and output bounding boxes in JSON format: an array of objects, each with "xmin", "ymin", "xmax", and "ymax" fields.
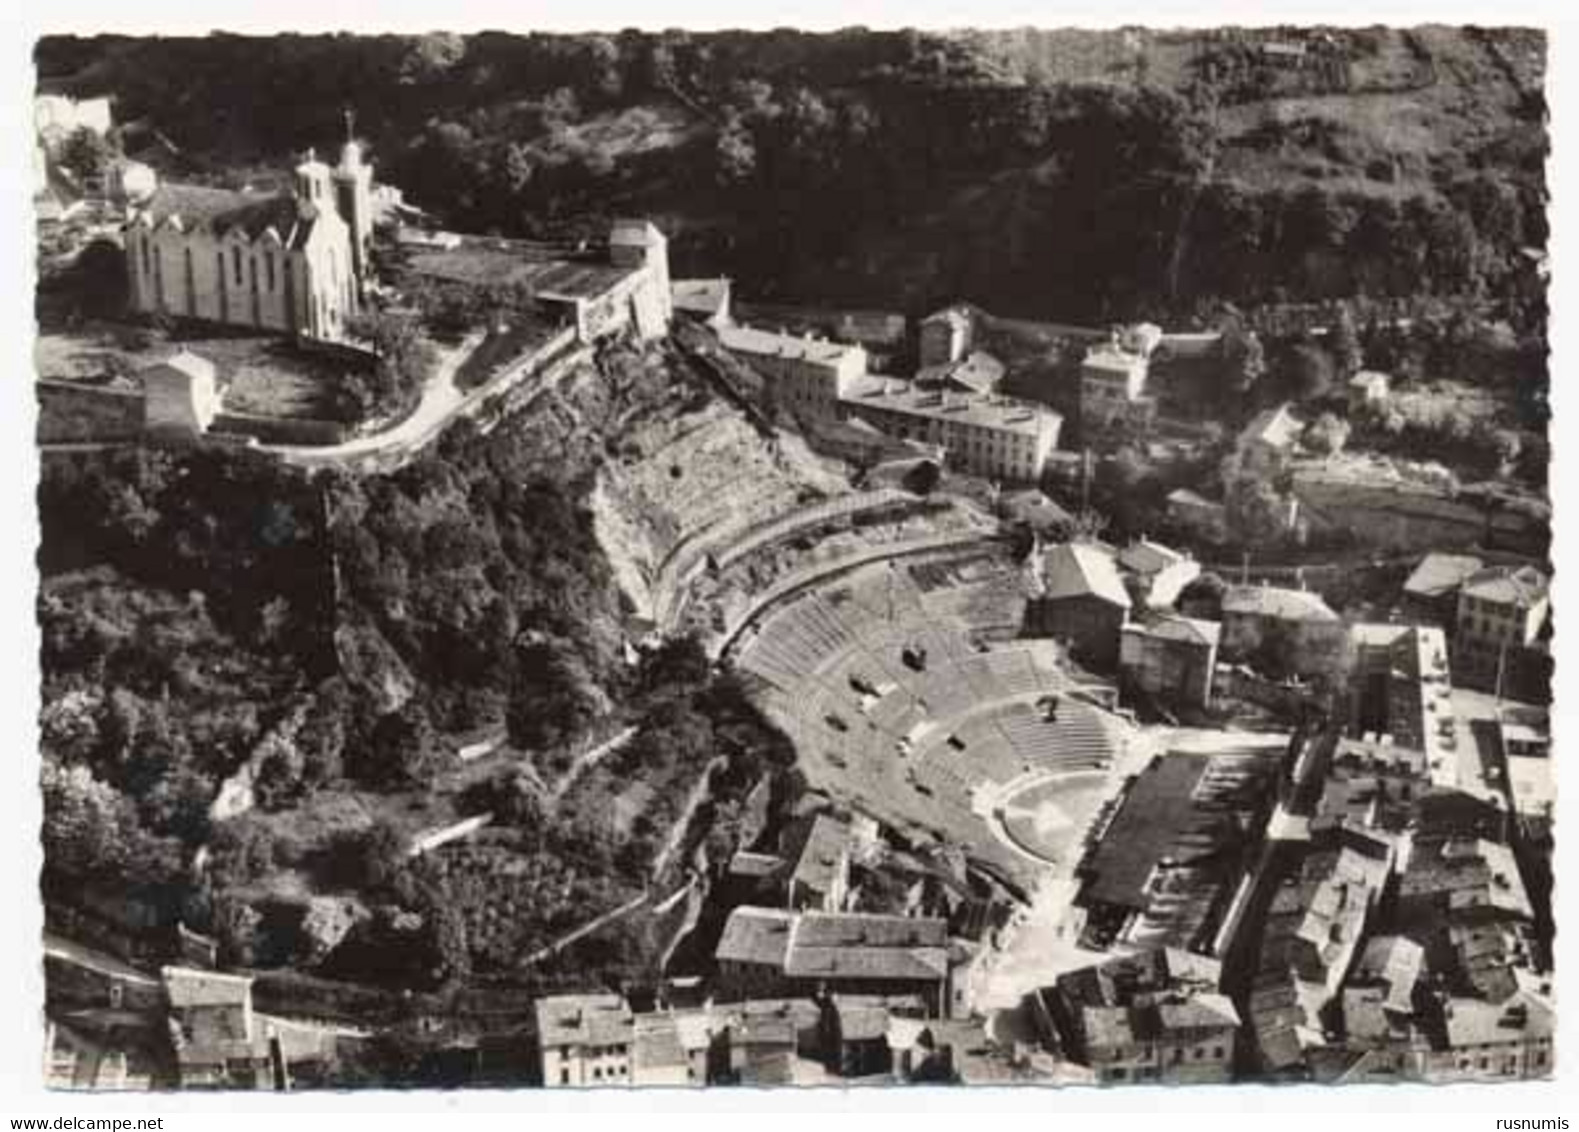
[
  {"xmin": 36, "ymin": 342, "xmax": 807, "ymax": 1000},
  {"xmin": 37, "ymin": 26, "xmax": 1547, "ymax": 321}
]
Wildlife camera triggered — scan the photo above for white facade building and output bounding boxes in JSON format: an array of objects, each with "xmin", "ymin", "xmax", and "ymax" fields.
[
  {"xmin": 124, "ymin": 143, "xmax": 371, "ymax": 341},
  {"xmin": 841, "ymin": 376, "xmax": 1062, "ymax": 483},
  {"xmin": 720, "ymin": 324, "xmax": 869, "ymax": 420}
]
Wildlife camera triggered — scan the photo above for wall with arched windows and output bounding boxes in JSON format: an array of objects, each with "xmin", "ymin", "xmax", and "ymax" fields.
[{"xmin": 126, "ymin": 216, "xmax": 334, "ymax": 337}]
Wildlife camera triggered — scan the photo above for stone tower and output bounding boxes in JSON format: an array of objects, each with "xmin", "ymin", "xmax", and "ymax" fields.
[
  {"xmin": 333, "ymin": 114, "xmax": 374, "ymax": 282},
  {"xmin": 609, "ymin": 218, "xmax": 672, "ymax": 334},
  {"xmin": 294, "ymin": 149, "xmax": 333, "ymax": 218}
]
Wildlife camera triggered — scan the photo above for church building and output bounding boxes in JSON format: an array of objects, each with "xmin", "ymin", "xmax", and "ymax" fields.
[{"xmin": 123, "ymin": 137, "xmax": 374, "ymax": 342}]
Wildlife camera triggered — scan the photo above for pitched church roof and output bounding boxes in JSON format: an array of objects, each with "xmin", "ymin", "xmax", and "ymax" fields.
[{"xmin": 130, "ymin": 182, "xmax": 325, "ymax": 249}]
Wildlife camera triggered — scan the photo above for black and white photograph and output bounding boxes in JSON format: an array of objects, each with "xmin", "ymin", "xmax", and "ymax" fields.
[{"xmin": 24, "ymin": 11, "xmax": 1559, "ymax": 1099}]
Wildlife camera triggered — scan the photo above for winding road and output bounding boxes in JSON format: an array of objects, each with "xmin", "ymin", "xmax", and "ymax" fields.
[{"xmin": 262, "ymin": 331, "xmax": 484, "ymax": 468}]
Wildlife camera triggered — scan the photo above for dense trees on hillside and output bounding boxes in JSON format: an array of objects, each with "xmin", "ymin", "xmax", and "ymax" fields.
[
  {"xmin": 342, "ymin": 310, "xmax": 437, "ymax": 420},
  {"xmin": 36, "ymin": 340, "xmax": 802, "ymax": 991},
  {"xmin": 37, "ymin": 29, "xmax": 1548, "ymax": 321},
  {"xmin": 328, "ymin": 430, "xmax": 626, "ymax": 745},
  {"xmin": 37, "ymin": 448, "xmax": 332, "ymax": 928}
]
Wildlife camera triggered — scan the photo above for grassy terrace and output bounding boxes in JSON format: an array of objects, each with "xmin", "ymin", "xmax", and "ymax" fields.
[
  {"xmin": 35, "ymin": 320, "xmax": 362, "ymax": 423},
  {"xmin": 452, "ymin": 318, "xmax": 566, "ymax": 391}
]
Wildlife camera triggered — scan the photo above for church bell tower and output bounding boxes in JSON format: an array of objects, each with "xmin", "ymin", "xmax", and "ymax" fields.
[{"xmin": 332, "ymin": 109, "xmax": 374, "ymax": 282}]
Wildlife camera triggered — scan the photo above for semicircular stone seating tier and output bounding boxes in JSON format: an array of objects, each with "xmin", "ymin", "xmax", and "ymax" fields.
[{"xmin": 734, "ymin": 556, "xmax": 1122, "ymax": 871}]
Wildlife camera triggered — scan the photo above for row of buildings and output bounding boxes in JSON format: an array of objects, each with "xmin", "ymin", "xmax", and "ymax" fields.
[
  {"xmin": 1023, "ymin": 527, "xmax": 1553, "ymax": 715},
  {"xmin": 1245, "ymin": 730, "xmax": 1552, "ymax": 1082},
  {"xmin": 46, "ymin": 954, "xmax": 340, "ymax": 1091},
  {"xmin": 1229, "ymin": 594, "xmax": 1555, "ymax": 1083},
  {"xmin": 1048, "ymin": 584, "xmax": 1553, "ymax": 1084},
  {"xmin": 540, "ymin": 806, "xmax": 994, "ymax": 1088},
  {"xmin": 1031, "ymin": 948, "xmax": 1241, "ymax": 1085},
  {"xmin": 535, "ymin": 990, "xmax": 965, "ymax": 1088},
  {"xmin": 716, "ymin": 319, "xmax": 1065, "ymax": 485},
  {"xmin": 1403, "ymin": 553, "xmax": 1552, "ymax": 702},
  {"xmin": 712, "ymin": 304, "xmax": 1207, "ymax": 486},
  {"xmin": 1021, "ymin": 534, "xmax": 1354, "ymax": 708}
]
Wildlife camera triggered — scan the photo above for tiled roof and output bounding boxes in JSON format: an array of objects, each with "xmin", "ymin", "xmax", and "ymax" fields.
[
  {"xmin": 675, "ymin": 1011, "xmax": 715, "ymax": 1053},
  {"xmin": 785, "ymin": 913, "xmax": 949, "ymax": 982},
  {"xmin": 1313, "ymin": 773, "xmax": 1409, "ymax": 836},
  {"xmin": 1400, "ymin": 837, "xmax": 1533, "ymax": 920},
  {"xmin": 728, "ymin": 850, "xmax": 786, "ymax": 880},
  {"xmin": 1157, "ymin": 993, "xmax": 1240, "ymax": 1032},
  {"xmin": 147, "ymin": 350, "xmax": 217, "ymax": 384},
  {"xmin": 1443, "ymin": 990, "xmax": 1553, "ymax": 1048},
  {"xmin": 791, "ymin": 912, "xmax": 948, "ymax": 950},
  {"xmin": 1041, "ymin": 542, "xmax": 1132, "ymax": 608},
  {"xmin": 834, "ymin": 1000, "xmax": 891, "ymax": 1042},
  {"xmin": 1081, "ymin": 347, "xmax": 1147, "ymax": 379},
  {"xmin": 732, "ymin": 998, "xmax": 821, "ymax": 1032},
  {"xmin": 161, "ymin": 967, "xmax": 252, "ymax": 1009},
  {"xmin": 1350, "ymin": 622, "xmax": 1412, "ymax": 650},
  {"xmin": 832, "ymin": 311, "xmax": 908, "ymax": 346},
  {"xmin": 1222, "ymin": 585, "xmax": 1338, "ymax": 622},
  {"xmin": 717, "ymin": 908, "xmax": 950, "ymax": 983},
  {"xmin": 843, "ymin": 375, "xmax": 1058, "ymax": 437},
  {"xmin": 1297, "ymin": 849, "xmax": 1384, "ymax": 923},
  {"xmin": 729, "ymin": 1008, "xmax": 799, "ymax": 1047},
  {"xmin": 789, "ymin": 814, "xmax": 852, "ymax": 897},
  {"xmin": 1450, "ymin": 922, "xmax": 1526, "ymax": 1003},
  {"xmin": 1249, "ymin": 969, "xmax": 1329, "ymax": 1069},
  {"xmin": 1461, "ymin": 565, "xmax": 1549, "ymax": 608},
  {"xmin": 1126, "ymin": 615, "xmax": 1220, "ymax": 649},
  {"xmin": 534, "ymin": 993, "xmax": 634, "ymax": 1048},
  {"xmin": 715, "ymin": 906, "xmax": 797, "ymax": 968},
  {"xmin": 135, "ymin": 182, "xmax": 307, "ymax": 244},
  {"xmin": 1002, "ymin": 490, "xmax": 1074, "ymax": 528},
  {"xmin": 1082, "ymin": 1005, "xmax": 1136, "ymax": 1051},
  {"xmin": 1403, "ymin": 553, "xmax": 1485, "ymax": 599},
  {"xmin": 1353, "ymin": 935, "xmax": 1423, "ymax": 1013},
  {"xmin": 1341, "ymin": 985, "xmax": 1420, "ymax": 1047},
  {"xmin": 610, "ymin": 218, "xmax": 664, "ymax": 245},
  {"xmin": 1118, "ymin": 539, "xmax": 1188, "ymax": 576},
  {"xmin": 917, "ymin": 351, "xmax": 1004, "ymax": 396},
  {"xmin": 1240, "ymin": 403, "xmax": 1302, "ymax": 451},
  {"xmin": 633, "ymin": 1014, "xmax": 686, "ymax": 1071},
  {"xmin": 1262, "ymin": 846, "xmax": 1389, "ymax": 985},
  {"xmin": 671, "ymin": 278, "xmax": 730, "ymax": 316},
  {"xmin": 1056, "ymin": 947, "xmax": 1224, "ymax": 1013},
  {"xmin": 406, "ymin": 245, "xmax": 637, "ymax": 300},
  {"xmin": 721, "ymin": 324, "xmax": 865, "ymax": 367}
]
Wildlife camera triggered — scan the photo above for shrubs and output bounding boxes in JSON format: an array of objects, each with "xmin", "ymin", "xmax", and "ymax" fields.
[
  {"xmin": 364, "ymin": 701, "xmax": 447, "ymax": 791},
  {"xmin": 343, "ymin": 310, "xmax": 437, "ymax": 420},
  {"xmin": 207, "ymin": 816, "xmax": 284, "ymax": 889},
  {"xmin": 1350, "ymin": 392, "xmax": 1530, "ymax": 480},
  {"xmin": 1304, "ymin": 411, "xmax": 1351, "ymax": 456},
  {"xmin": 354, "ymin": 820, "xmax": 411, "ymax": 892}
]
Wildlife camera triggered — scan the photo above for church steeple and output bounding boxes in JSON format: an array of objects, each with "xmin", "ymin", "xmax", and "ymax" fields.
[
  {"xmin": 294, "ymin": 147, "xmax": 332, "ymax": 218},
  {"xmin": 331, "ymin": 110, "xmax": 374, "ymax": 282}
]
